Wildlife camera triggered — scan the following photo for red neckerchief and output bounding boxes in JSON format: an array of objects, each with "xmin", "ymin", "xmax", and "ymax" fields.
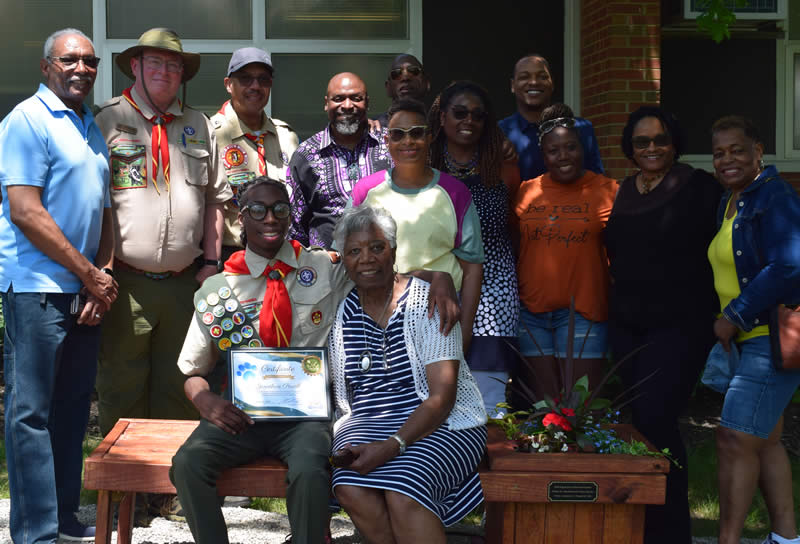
[
  {"xmin": 122, "ymin": 87, "xmax": 176, "ymax": 194},
  {"xmin": 224, "ymin": 241, "xmax": 303, "ymax": 347}
]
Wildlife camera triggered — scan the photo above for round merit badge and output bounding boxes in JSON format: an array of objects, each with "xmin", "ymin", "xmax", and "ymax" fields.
[
  {"xmin": 218, "ymin": 338, "xmax": 232, "ymax": 351},
  {"xmin": 302, "ymin": 355, "xmax": 323, "ymax": 376},
  {"xmin": 196, "ymin": 299, "xmax": 208, "ymax": 313},
  {"xmin": 221, "ymin": 318, "xmax": 234, "ymax": 331},
  {"xmin": 224, "ymin": 299, "xmax": 238, "ymax": 312},
  {"xmin": 218, "ymin": 286, "xmax": 231, "ymax": 299},
  {"xmin": 231, "ymin": 332, "xmax": 242, "ymax": 344},
  {"xmin": 311, "ymin": 310, "xmax": 322, "ymax": 325},
  {"xmin": 202, "ymin": 312, "xmax": 215, "ymax": 325},
  {"xmin": 210, "ymin": 325, "xmax": 223, "ymax": 338},
  {"xmin": 212, "ymin": 305, "xmax": 226, "ymax": 318},
  {"xmin": 248, "ymin": 339, "xmax": 262, "ymax": 347},
  {"xmin": 297, "ymin": 267, "xmax": 316, "ymax": 287},
  {"xmin": 241, "ymin": 325, "xmax": 254, "ymax": 338},
  {"xmin": 232, "ymin": 311, "xmax": 246, "ymax": 325},
  {"xmin": 206, "ymin": 292, "xmax": 220, "ymax": 306},
  {"xmin": 222, "ymin": 144, "xmax": 247, "ymax": 169}
]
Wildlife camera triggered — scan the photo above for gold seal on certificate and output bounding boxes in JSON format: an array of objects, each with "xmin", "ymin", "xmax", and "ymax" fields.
[{"xmin": 229, "ymin": 347, "xmax": 331, "ymax": 421}]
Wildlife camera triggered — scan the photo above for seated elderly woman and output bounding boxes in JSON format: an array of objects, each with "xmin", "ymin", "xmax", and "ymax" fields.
[{"xmin": 328, "ymin": 205, "xmax": 487, "ymax": 544}]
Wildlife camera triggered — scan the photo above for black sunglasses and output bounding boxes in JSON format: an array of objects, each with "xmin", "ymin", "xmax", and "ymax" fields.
[
  {"xmin": 387, "ymin": 125, "xmax": 428, "ymax": 142},
  {"xmin": 231, "ymin": 74, "xmax": 273, "ymax": 88},
  {"xmin": 48, "ymin": 55, "xmax": 101, "ymax": 69},
  {"xmin": 631, "ymin": 134, "xmax": 671, "ymax": 149},
  {"xmin": 241, "ymin": 201, "xmax": 290, "ymax": 220},
  {"xmin": 389, "ymin": 65, "xmax": 423, "ymax": 80},
  {"xmin": 450, "ymin": 106, "xmax": 487, "ymax": 122}
]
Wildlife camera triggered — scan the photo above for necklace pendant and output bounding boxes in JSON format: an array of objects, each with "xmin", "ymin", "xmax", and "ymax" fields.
[{"xmin": 359, "ymin": 351, "xmax": 372, "ymax": 372}]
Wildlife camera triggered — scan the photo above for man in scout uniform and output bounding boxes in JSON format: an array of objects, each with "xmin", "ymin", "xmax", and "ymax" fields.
[
  {"xmin": 211, "ymin": 47, "xmax": 299, "ymax": 261},
  {"xmin": 94, "ymin": 29, "xmax": 231, "ymax": 453}
]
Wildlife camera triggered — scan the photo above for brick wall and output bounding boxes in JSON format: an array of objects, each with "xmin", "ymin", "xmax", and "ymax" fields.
[{"xmin": 581, "ymin": 0, "xmax": 661, "ymax": 181}]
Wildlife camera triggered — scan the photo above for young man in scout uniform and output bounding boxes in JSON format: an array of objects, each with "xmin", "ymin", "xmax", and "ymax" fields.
[
  {"xmin": 93, "ymin": 27, "xmax": 232, "ymax": 488},
  {"xmin": 211, "ymin": 47, "xmax": 299, "ymax": 261},
  {"xmin": 170, "ymin": 177, "xmax": 462, "ymax": 543},
  {"xmin": 0, "ymin": 28, "xmax": 118, "ymax": 542}
]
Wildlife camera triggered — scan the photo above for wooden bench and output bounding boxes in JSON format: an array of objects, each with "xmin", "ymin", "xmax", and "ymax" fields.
[{"xmin": 83, "ymin": 418, "xmax": 289, "ymax": 544}]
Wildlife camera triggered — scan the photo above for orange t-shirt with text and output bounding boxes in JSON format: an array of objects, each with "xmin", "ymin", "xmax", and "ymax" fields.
[{"xmin": 514, "ymin": 171, "xmax": 618, "ymax": 323}]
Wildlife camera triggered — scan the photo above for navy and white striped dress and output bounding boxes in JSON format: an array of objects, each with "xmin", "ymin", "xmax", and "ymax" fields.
[{"xmin": 331, "ymin": 285, "xmax": 486, "ymax": 526}]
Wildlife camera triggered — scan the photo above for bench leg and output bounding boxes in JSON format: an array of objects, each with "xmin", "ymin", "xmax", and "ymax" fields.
[
  {"xmin": 116, "ymin": 492, "xmax": 136, "ymax": 544},
  {"xmin": 95, "ymin": 490, "xmax": 113, "ymax": 544}
]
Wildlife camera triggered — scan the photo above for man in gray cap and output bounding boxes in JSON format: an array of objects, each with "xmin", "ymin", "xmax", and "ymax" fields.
[
  {"xmin": 211, "ymin": 47, "xmax": 298, "ymax": 260},
  {"xmin": 93, "ymin": 28, "xmax": 232, "ymax": 517}
]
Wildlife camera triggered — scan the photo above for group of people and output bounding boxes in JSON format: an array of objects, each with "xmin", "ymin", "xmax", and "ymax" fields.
[{"xmin": 1, "ymin": 24, "xmax": 799, "ymax": 544}]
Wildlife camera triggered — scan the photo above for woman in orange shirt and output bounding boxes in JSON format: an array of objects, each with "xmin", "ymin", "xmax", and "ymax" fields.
[{"xmin": 512, "ymin": 103, "xmax": 617, "ymax": 403}]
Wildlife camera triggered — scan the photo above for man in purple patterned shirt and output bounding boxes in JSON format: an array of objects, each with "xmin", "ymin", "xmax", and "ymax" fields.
[{"xmin": 285, "ymin": 72, "xmax": 391, "ymax": 248}]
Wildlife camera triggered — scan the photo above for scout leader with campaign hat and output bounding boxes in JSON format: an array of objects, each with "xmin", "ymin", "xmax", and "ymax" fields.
[
  {"xmin": 93, "ymin": 28, "xmax": 232, "ymax": 483},
  {"xmin": 211, "ymin": 47, "xmax": 299, "ymax": 261}
]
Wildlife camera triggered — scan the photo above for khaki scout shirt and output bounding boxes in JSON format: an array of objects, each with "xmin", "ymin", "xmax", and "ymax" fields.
[
  {"xmin": 95, "ymin": 88, "xmax": 233, "ymax": 273},
  {"xmin": 178, "ymin": 242, "xmax": 352, "ymax": 376},
  {"xmin": 210, "ymin": 101, "xmax": 299, "ymax": 248}
]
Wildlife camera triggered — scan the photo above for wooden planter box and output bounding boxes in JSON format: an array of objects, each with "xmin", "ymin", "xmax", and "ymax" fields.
[{"xmin": 479, "ymin": 424, "xmax": 669, "ymax": 544}]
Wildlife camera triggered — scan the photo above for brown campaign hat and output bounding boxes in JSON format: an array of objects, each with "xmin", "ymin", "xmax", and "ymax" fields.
[{"xmin": 116, "ymin": 28, "xmax": 201, "ymax": 82}]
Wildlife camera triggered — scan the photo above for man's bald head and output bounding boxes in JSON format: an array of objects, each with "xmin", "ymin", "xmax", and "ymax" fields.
[{"xmin": 325, "ymin": 72, "xmax": 369, "ymax": 137}]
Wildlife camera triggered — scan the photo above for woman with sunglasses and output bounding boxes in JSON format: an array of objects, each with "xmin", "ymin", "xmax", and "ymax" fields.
[
  {"xmin": 512, "ymin": 103, "xmax": 617, "ymax": 403},
  {"xmin": 604, "ymin": 106, "xmax": 722, "ymax": 544},
  {"xmin": 350, "ymin": 98, "xmax": 484, "ymax": 355},
  {"xmin": 427, "ymin": 80, "xmax": 521, "ymax": 415}
]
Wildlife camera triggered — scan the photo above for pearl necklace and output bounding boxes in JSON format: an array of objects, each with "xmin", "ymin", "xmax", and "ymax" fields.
[{"xmin": 359, "ymin": 280, "xmax": 395, "ymax": 373}]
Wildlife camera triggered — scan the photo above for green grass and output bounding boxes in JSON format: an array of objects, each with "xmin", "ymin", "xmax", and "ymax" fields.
[{"xmin": 688, "ymin": 438, "xmax": 800, "ymax": 538}]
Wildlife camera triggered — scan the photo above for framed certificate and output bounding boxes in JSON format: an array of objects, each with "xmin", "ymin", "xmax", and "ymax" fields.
[{"xmin": 228, "ymin": 347, "xmax": 331, "ymax": 421}]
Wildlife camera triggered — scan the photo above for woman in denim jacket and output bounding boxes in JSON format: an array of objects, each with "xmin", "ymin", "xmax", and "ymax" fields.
[{"xmin": 707, "ymin": 115, "xmax": 800, "ymax": 544}]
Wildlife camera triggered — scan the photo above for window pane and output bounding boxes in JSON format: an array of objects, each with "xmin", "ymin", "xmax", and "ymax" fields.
[
  {"xmin": 112, "ymin": 53, "xmax": 231, "ymax": 117},
  {"xmin": 107, "ymin": 0, "xmax": 251, "ymax": 39},
  {"xmin": 271, "ymin": 54, "xmax": 396, "ymax": 140},
  {"xmin": 0, "ymin": 0, "xmax": 92, "ymax": 118},
  {"xmin": 266, "ymin": 0, "xmax": 407, "ymax": 39},
  {"xmin": 795, "ymin": 53, "xmax": 800, "ymax": 150}
]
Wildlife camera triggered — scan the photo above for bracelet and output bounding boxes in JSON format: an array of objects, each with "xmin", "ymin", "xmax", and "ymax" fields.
[{"xmin": 390, "ymin": 433, "xmax": 407, "ymax": 455}]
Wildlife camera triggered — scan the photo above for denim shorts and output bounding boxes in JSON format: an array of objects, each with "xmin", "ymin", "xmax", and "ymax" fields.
[
  {"xmin": 721, "ymin": 335, "xmax": 800, "ymax": 439},
  {"xmin": 518, "ymin": 307, "xmax": 608, "ymax": 358}
]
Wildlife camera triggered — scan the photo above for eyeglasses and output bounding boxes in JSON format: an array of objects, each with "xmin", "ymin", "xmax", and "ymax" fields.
[
  {"xmin": 449, "ymin": 106, "xmax": 487, "ymax": 122},
  {"xmin": 387, "ymin": 125, "xmax": 428, "ymax": 142},
  {"xmin": 631, "ymin": 134, "xmax": 672, "ymax": 149},
  {"xmin": 48, "ymin": 55, "xmax": 101, "ymax": 69},
  {"xmin": 389, "ymin": 65, "xmax": 423, "ymax": 80},
  {"xmin": 141, "ymin": 55, "xmax": 184, "ymax": 74},
  {"xmin": 241, "ymin": 201, "xmax": 291, "ymax": 220},
  {"xmin": 232, "ymin": 74, "xmax": 273, "ymax": 88}
]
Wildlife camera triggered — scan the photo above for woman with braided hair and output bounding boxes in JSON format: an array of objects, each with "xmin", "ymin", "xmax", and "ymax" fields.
[{"xmin": 428, "ymin": 80, "xmax": 521, "ymax": 415}]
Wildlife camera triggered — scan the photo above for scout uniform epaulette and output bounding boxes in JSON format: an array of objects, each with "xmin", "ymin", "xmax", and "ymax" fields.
[{"xmin": 193, "ymin": 273, "xmax": 263, "ymax": 352}]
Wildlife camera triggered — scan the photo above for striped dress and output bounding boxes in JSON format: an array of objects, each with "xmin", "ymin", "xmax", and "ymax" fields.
[{"xmin": 331, "ymin": 284, "xmax": 486, "ymax": 526}]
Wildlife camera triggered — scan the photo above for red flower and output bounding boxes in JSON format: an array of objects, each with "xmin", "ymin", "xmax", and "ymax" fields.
[
  {"xmin": 542, "ymin": 412, "xmax": 572, "ymax": 431},
  {"xmin": 561, "ymin": 408, "xmax": 575, "ymax": 417}
]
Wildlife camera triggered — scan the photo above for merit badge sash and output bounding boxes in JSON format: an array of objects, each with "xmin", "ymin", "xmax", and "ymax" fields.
[{"xmin": 194, "ymin": 274, "xmax": 263, "ymax": 353}]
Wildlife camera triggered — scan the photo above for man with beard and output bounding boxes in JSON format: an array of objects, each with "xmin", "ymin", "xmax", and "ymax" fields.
[
  {"xmin": 373, "ymin": 54, "xmax": 429, "ymax": 126},
  {"xmin": 211, "ymin": 47, "xmax": 299, "ymax": 261},
  {"xmin": 0, "ymin": 28, "xmax": 117, "ymax": 542},
  {"xmin": 285, "ymin": 72, "xmax": 391, "ymax": 248}
]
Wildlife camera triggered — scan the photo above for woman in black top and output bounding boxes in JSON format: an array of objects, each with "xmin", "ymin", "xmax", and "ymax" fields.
[{"xmin": 604, "ymin": 106, "xmax": 722, "ymax": 544}]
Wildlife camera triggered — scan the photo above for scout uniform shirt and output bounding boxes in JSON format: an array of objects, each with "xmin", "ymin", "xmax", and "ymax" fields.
[
  {"xmin": 211, "ymin": 101, "xmax": 299, "ymax": 248},
  {"xmin": 178, "ymin": 242, "xmax": 352, "ymax": 376},
  {"xmin": 95, "ymin": 87, "xmax": 233, "ymax": 273}
]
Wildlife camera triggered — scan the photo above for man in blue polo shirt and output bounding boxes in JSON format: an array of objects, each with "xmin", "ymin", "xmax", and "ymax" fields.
[
  {"xmin": 499, "ymin": 54, "xmax": 604, "ymax": 181},
  {"xmin": 0, "ymin": 28, "xmax": 117, "ymax": 543}
]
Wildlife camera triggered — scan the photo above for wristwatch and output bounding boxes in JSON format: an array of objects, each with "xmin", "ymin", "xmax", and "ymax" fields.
[
  {"xmin": 203, "ymin": 258, "xmax": 223, "ymax": 272},
  {"xmin": 101, "ymin": 267, "xmax": 114, "ymax": 278},
  {"xmin": 390, "ymin": 433, "xmax": 407, "ymax": 455}
]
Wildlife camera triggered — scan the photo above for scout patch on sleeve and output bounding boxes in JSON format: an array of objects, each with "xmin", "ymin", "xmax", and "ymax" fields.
[
  {"xmin": 110, "ymin": 143, "xmax": 147, "ymax": 190},
  {"xmin": 222, "ymin": 144, "xmax": 247, "ymax": 169}
]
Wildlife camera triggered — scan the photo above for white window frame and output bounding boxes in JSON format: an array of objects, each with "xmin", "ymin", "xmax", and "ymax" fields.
[{"xmin": 91, "ymin": 0, "xmax": 422, "ymax": 116}]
